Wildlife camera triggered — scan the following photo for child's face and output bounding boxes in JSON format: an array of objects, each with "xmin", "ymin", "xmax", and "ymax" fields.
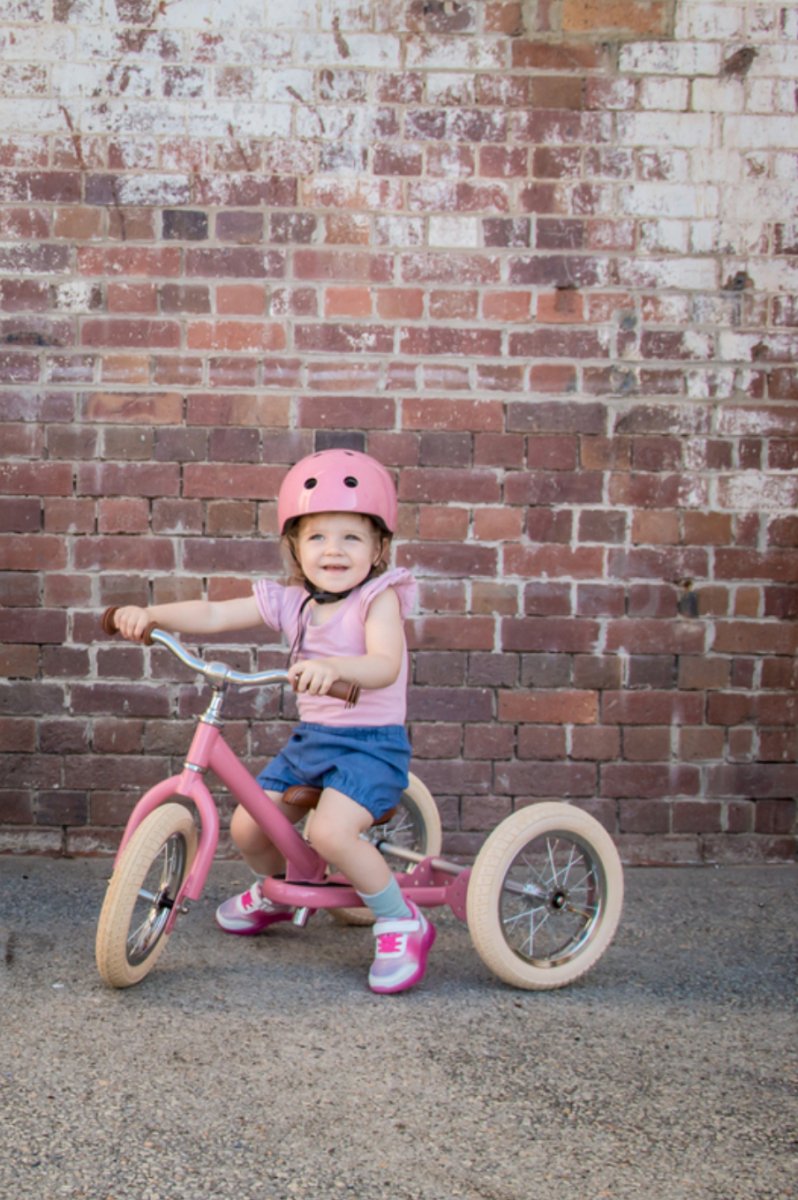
[{"xmin": 294, "ymin": 511, "xmax": 383, "ymax": 595}]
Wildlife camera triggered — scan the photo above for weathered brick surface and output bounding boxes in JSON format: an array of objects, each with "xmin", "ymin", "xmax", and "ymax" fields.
[{"xmin": 1, "ymin": 0, "xmax": 796, "ymax": 864}]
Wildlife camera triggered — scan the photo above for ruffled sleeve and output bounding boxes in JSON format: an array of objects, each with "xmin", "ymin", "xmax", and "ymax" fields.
[
  {"xmin": 252, "ymin": 578, "xmax": 289, "ymax": 632},
  {"xmin": 358, "ymin": 567, "xmax": 416, "ymax": 621}
]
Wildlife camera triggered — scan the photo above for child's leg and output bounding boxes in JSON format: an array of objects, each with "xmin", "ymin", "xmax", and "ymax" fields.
[
  {"xmin": 229, "ymin": 790, "xmax": 309, "ymax": 876},
  {"xmin": 215, "ymin": 791, "xmax": 312, "ymax": 936},
  {"xmin": 305, "ymin": 786, "xmax": 394, "ymax": 895},
  {"xmin": 309, "ymin": 788, "xmax": 435, "ymax": 994}
]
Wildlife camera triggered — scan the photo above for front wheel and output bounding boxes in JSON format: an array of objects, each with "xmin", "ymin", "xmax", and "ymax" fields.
[
  {"xmin": 96, "ymin": 802, "xmax": 198, "ymax": 988},
  {"xmin": 466, "ymin": 803, "xmax": 623, "ymax": 990}
]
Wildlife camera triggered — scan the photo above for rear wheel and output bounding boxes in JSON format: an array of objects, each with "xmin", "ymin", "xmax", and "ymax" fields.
[
  {"xmin": 331, "ymin": 772, "xmax": 442, "ymax": 925},
  {"xmin": 466, "ymin": 803, "xmax": 623, "ymax": 990},
  {"xmin": 96, "ymin": 803, "xmax": 197, "ymax": 988}
]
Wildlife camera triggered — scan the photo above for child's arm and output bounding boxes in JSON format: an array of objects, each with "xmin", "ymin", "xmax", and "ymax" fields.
[
  {"xmin": 288, "ymin": 588, "xmax": 404, "ymax": 695},
  {"xmin": 113, "ymin": 595, "xmax": 263, "ymax": 643}
]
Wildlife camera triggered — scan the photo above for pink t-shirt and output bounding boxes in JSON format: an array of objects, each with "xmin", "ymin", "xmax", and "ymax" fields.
[{"xmin": 252, "ymin": 567, "xmax": 415, "ymax": 727}]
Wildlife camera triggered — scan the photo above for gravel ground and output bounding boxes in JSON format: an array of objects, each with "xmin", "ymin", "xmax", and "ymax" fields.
[{"xmin": 0, "ymin": 856, "xmax": 795, "ymax": 1200}]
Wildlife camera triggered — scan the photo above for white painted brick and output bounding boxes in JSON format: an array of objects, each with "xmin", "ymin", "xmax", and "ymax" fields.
[
  {"xmin": 429, "ymin": 216, "xmax": 481, "ymax": 249},
  {"xmin": 773, "ymin": 80, "xmax": 798, "ymax": 114},
  {"xmin": 621, "ymin": 183, "xmax": 719, "ymax": 219},
  {"xmin": 717, "ymin": 405, "xmax": 798, "ymax": 437},
  {"xmin": 675, "ymin": 2, "xmax": 746, "ymax": 40},
  {"xmin": 748, "ymin": 4, "xmax": 787, "ymax": 37},
  {"xmin": 266, "ymin": 0, "xmax": 319, "ymax": 29},
  {"xmin": 617, "ymin": 112, "xmax": 714, "ymax": 149},
  {"xmin": 690, "ymin": 148, "xmax": 744, "ymax": 184},
  {"xmin": 724, "ymin": 258, "xmax": 798, "ymax": 293},
  {"xmin": 260, "ymin": 69, "xmax": 315, "ymax": 103},
  {"xmin": 780, "ymin": 7, "xmax": 798, "ymax": 38},
  {"xmin": 618, "ymin": 41, "xmax": 721, "ymax": 77},
  {"xmin": 720, "ymin": 114, "xmax": 792, "ymax": 149},
  {"xmin": 184, "ymin": 30, "xmax": 294, "ymax": 65},
  {"xmin": 692, "ymin": 78, "xmax": 745, "ymax": 112},
  {"xmin": 639, "ymin": 219, "xmax": 688, "ymax": 253},
  {"xmin": 0, "ymin": 25, "xmax": 74, "ymax": 60},
  {"xmin": 374, "ymin": 216, "xmax": 426, "ymax": 247},
  {"xmin": 617, "ymin": 256, "xmax": 719, "ymax": 291},
  {"xmin": 773, "ymin": 153, "xmax": 798, "ymax": 181},
  {"xmin": 427, "ymin": 73, "xmax": 476, "ymax": 105},
  {"xmin": 295, "ymin": 106, "xmax": 370, "ymax": 141},
  {"xmin": 690, "ymin": 221, "xmax": 720, "ymax": 254},
  {"xmin": 53, "ymin": 60, "xmax": 161, "ymax": 100},
  {"xmin": 745, "ymin": 79, "xmax": 777, "ymax": 113},
  {"xmin": 319, "ymin": 0, "xmax": 374, "ymax": 30},
  {"xmin": 157, "ymin": 0, "xmax": 265, "ymax": 30},
  {"xmin": 719, "ymin": 331, "xmax": 798, "ymax": 361},
  {"xmin": 75, "ymin": 97, "xmax": 293, "ymax": 138},
  {"xmin": 717, "ymin": 178, "xmax": 797, "ymax": 246},
  {"xmin": 638, "ymin": 148, "xmax": 692, "ymax": 182},
  {"xmin": 295, "ymin": 33, "xmax": 400, "ymax": 67},
  {"xmin": 115, "ymin": 175, "xmax": 193, "ymax": 206},
  {"xmin": 685, "ymin": 368, "xmax": 737, "ymax": 401},
  {"xmin": 405, "ymin": 34, "xmax": 505, "ymax": 71},
  {"xmin": 719, "ymin": 473, "xmax": 798, "ymax": 512},
  {"xmin": 750, "ymin": 43, "xmax": 798, "ymax": 77},
  {"xmin": 639, "ymin": 77, "xmax": 690, "ymax": 111},
  {"xmin": 0, "ymin": 98, "xmax": 63, "ymax": 135},
  {"xmin": 54, "ymin": 0, "xmax": 104, "ymax": 18},
  {"xmin": 51, "ymin": 281, "xmax": 97, "ymax": 313}
]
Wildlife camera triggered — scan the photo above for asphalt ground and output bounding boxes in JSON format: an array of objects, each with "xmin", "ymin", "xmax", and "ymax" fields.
[{"xmin": 0, "ymin": 856, "xmax": 795, "ymax": 1200}]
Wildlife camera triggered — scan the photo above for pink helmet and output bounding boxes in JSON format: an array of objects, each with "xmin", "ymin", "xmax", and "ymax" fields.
[{"xmin": 277, "ymin": 449, "xmax": 398, "ymax": 535}]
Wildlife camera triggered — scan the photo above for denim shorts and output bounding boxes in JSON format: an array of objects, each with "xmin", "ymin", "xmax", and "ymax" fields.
[{"xmin": 257, "ymin": 722, "xmax": 411, "ymax": 820}]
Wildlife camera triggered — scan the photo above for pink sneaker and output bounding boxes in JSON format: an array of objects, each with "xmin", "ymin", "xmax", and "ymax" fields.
[
  {"xmin": 215, "ymin": 879, "xmax": 293, "ymax": 936},
  {"xmin": 368, "ymin": 899, "xmax": 436, "ymax": 994}
]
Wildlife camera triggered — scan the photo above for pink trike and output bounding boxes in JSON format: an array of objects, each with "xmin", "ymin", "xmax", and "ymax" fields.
[{"xmin": 95, "ymin": 612, "xmax": 624, "ymax": 991}]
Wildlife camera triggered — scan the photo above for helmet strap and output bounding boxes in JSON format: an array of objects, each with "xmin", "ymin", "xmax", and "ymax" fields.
[{"xmin": 302, "ymin": 580, "xmax": 356, "ymax": 605}]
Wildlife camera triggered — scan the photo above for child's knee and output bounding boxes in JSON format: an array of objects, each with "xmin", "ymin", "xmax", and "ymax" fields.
[
  {"xmin": 230, "ymin": 806, "xmax": 269, "ymax": 855},
  {"xmin": 306, "ymin": 812, "xmax": 344, "ymax": 859}
]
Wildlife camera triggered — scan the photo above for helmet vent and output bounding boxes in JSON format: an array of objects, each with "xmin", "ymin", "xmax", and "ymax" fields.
[
  {"xmin": 303, "ymin": 477, "xmax": 317, "ymax": 489},
  {"xmin": 344, "ymin": 476, "xmax": 358, "ymax": 488}
]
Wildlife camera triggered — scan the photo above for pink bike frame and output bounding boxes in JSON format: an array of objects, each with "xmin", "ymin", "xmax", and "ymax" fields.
[{"xmin": 116, "ymin": 716, "xmax": 471, "ymax": 931}]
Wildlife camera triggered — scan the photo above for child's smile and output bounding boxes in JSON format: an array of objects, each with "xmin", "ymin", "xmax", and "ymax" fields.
[{"xmin": 295, "ymin": 511, "xmax": 382, "ymax": 598}]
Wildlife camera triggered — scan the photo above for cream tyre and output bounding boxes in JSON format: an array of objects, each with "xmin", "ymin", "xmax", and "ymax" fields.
[
  {"xmin": 96, "ymin": 803, "xmax": 198, "ymax": 988},
  {"xmin": 466, "ymin": 803, "xmax": 623, "ymax": 990}
]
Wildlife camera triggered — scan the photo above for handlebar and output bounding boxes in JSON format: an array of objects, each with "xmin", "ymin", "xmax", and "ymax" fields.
[{"xmin": 101, "ymin": 606, "xmax": 360, "ymax": 707}]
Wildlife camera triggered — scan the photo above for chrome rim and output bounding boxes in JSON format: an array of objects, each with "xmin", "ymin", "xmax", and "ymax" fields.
[
  {"xmin": 498, "ymin": 832, "xmax": 605, "ymax": 968},
  {"xmin": 126, "ymin": 834, "xmax": 187, "ymax": 966}
]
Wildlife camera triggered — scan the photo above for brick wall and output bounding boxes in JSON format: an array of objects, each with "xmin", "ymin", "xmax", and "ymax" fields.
[{"xmin": 1, "ymin": 0, "xmax": 796, "ymax": 864}]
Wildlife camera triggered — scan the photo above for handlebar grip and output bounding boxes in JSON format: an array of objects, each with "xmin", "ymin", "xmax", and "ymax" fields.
[
  {"xmin": 326, "ymin": 679, "xmax": 361, "ymax": 708},
  {"xmin": 101, "ymin": 606, "xmax": 119, "ymax": 636},
  {"xmin": 100, "ymin": 606, "xmax": 158, "ymax": 646}
]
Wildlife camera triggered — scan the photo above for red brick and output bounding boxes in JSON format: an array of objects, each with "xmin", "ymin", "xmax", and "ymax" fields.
[
  {"xmin": 499, "ymin": 690, "xmax": 598, "ymax": 724},
  {"xmin": 399, "ymin": 468, "xmax": 500, "ymax": 505},
  {"xmin": 0, "ymin": 535, "xmax": 68, "ymax": 571}
]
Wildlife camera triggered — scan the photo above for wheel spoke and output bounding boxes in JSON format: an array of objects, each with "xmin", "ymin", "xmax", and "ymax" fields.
[
  {"xmin": 498, "ymin": 829, "xmax": 605, "ymax": 966},
  {"xmin": 125, "ymin": 837, "xmax": 185, "ymax": 965}
]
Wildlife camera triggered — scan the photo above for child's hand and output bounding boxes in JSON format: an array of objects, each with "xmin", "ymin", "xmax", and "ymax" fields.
[
  {"xmin": 288, "ymin": 658, "xmax": 340, "ymax": 696},
  {"xmin": 113, "ymin": 605, "xmax": 151, "ymax": 642}
]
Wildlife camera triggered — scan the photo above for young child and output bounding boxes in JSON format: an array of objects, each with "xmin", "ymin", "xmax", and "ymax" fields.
[{"xmin": 112, "ymin": 448, "xmax": 435, "ymax": 995}]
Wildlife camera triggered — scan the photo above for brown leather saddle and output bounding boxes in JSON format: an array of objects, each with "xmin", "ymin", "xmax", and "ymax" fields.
[{"xmin": 283, "ymin": 785, "xmax": 398, "ymax": 828}]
